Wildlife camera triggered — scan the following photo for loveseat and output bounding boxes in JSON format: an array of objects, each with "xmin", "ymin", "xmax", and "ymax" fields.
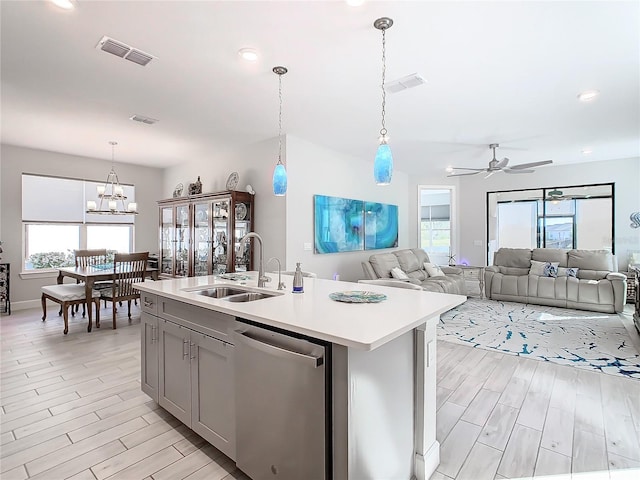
[
  {"xmin": 361, "ymin": 248, "xmax": 466, "ymax": 294},
  {"xmin": 485, "ymin": 248, "xmax": 627, "ymax": 313}
]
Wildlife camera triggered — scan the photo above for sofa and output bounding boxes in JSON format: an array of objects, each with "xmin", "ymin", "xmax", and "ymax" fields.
[
  {"xmin": 485, "ymin": 248, "xmax": 627, "ymax": 313},
  {"xmin": 361, "ymin": 248, "xmax": 466, "ymax": 295}
]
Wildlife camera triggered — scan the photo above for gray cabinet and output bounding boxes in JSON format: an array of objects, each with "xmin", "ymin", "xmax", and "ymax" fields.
[
  {"xmin": 141, "ymin": 293, "xmax": 159, "ymax": 402},
  {"xmin": 140, "ymin": 312, "xmax": 159, "ymax": 402},
  {"xmin": 154, "ymin": 297, "xmax": 236, "ymax": 460},
  {"xmin": 190, "ymin": 331, "xmax": 235, "ymax": 459}
]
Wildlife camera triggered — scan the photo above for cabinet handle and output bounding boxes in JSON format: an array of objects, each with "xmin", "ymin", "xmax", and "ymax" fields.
[
  {"xmin": 190, "ymin": 341, "xmax": 196, "ymax": 360},
  {"xmin": 183, "ymin": 339, "xmax": 189, "ymax": 359}
]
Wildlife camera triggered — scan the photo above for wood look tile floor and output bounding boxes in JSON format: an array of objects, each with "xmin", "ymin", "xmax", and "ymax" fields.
[{"xmin": 1, "ymin": 304, "xmax": 639, "ymax": 480}]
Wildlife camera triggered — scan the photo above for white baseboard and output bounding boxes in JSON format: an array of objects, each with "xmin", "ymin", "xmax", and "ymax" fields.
[
  {"xmin": 9, "ymin": 299, "xmax": 41, "ymax": 311},
  {"xmin": 414, "ymin": 440, "xmax": 440, "ymax": 480}
]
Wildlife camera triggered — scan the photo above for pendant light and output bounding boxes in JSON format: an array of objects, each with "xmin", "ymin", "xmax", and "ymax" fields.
[
  {"xmin": 86, "ymin": 141, "xmax": 138, "ymax": 215},
  {"xmin": 373, "ymin": 17, "xmax": 394, "ymax": 185},
  {"xmin": 272, "ymin": 66, "xmax": 288, "ymax": 196}
]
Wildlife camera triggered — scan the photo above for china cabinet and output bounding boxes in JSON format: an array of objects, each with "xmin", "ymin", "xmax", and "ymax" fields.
[{"xmin": 158, "ymin": 191, "xmax": 254, "ymax": 278}]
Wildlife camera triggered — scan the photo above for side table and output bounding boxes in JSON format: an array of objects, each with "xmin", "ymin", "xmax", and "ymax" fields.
[{"xmin": 453, "ymin": 265, "xmax": 485, "ymax": 298}]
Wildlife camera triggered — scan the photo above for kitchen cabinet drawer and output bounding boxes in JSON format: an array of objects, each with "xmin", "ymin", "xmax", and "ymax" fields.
[
  {"xmin": 141, "ymin": 293, "xmax": 158, "ymax": 315},
  {"xmin": 158, "ymin": 297, "xmax": 233, "ymax": 343}
]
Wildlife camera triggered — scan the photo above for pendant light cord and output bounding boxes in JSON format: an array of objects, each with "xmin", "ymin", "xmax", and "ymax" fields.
[
  {"xmin": 380, "ymin": 27, "xmax": 387, "ymax": 137},
  {"xmin": 278, "ymin": 73, "xmax": 283, "ymax": 164}
]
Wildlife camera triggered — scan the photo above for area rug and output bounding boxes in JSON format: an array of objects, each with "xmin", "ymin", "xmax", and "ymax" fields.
[{"xmin": 438, "ymin": 298, "xmax": 640, "ymax": 379}]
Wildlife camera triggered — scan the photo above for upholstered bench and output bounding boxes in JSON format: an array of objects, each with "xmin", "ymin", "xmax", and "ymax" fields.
[{"xmin": 41, "ymin": 284, "xmax": 101, "ymax": 334}]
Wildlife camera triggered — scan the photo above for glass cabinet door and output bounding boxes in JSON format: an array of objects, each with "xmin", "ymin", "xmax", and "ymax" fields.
[
  {"xmin": 193, "ymin": 202, "xmax": 211, "ymax": 276},
  {"xmin": 160, "ymin": 207, "xmax": 174, "ymax": 276},
  {"xmin": 175, "ymin": 204, "xmax": 190, "ymax": 277},
  {"xmin": 212, "ymin": 199, "xmax": 230, "ymax": 275},
  {"xmin": 234, "ymin": 200, "xmax": 251, "ymax": 272}
]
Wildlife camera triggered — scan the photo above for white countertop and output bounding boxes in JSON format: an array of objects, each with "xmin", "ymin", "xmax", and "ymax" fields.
[{"xmin": 135, "ymin": 273, "xmax": 466, "ymax": 351}]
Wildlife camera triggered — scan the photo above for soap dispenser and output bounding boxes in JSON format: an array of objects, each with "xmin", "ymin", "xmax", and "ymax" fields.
[{"xmin": 292, "ymin": 262, "xmax": 304, "ymax": 293}]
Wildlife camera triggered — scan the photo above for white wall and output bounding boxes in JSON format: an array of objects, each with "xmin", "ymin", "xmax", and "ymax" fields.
[
  {"xmin": 0, "ymin": 144, "xmax": 164, "ymax": 306},
  {"xmin": 162, "ymin": 137, "xmax": 286, "ymax": 266},
  {"xmin": 458, "ymin": 156, "xmax": 640, "ymax": 269},
  {"xmin": 286, "ymin": 136, "xmax": 410, "ymax": 281}
]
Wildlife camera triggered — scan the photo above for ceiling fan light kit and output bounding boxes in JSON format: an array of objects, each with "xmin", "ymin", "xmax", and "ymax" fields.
[{"xmin": 447, "ymin": 143, "xmax": 553, "ymax": 178}]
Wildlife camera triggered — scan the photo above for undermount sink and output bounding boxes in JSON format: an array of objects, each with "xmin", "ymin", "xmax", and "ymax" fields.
[
  {"xmin": 225, "ymin": 292, "xmax": 276, "ymax": 303},
  {"xmin": 194, "ymin": 287, "xmax": 248, "ymax": 298}
]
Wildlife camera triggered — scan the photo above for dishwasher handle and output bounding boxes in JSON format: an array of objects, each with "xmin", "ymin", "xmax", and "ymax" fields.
[{"xmin": 233, "ymin": 330, "xmax": 323, "ymax": 368}]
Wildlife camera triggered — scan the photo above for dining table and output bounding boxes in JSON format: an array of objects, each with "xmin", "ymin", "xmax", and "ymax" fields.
[{"xmin": 57, "ymin": 264, "xmax": 159, "ymax": 326}]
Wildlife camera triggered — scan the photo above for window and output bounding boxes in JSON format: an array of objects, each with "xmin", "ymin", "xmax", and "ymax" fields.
[
  {"xmin": 419, "ymin": 186, "xmax": 455, "ymax": 265},
  {"xmin": 487, "ymin": 183, "xmax": 614, "ymax": 264},
  {"xmin": 22, "ymin": 174, "xmax": 135, "ymax": 272}
]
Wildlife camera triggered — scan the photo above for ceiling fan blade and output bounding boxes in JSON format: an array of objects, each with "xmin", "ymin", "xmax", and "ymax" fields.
[
  {"xmin": 449, "ymin": 167, "xmax": 487, "ymax": 171},
  {"xmin": 496, "ymin": 157, "xmax": 509, "ymax": 169},
  {"xmin": 484, "ymin": 171, "xmax": 496, "ymax": 179},
  {"xmin": 504, "ymin": 168, "xmax": 534, "ymax": 174},
  {"xmin": 447, "ymin": 171, "xmax": 482, "ymax": 177},
  {"xmin": 509, "ymin": 160, "xmax": 553, "ymax": 170}
]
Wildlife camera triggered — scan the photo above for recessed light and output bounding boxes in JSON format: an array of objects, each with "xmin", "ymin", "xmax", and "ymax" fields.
[
  {"xmin": 581, "ymin": 148, "xmax": 593, "ymax": 155},
  {"xmin": 51, "ymin": 0, "xmax": 74, "ymax": 9},
  {"xmin": 346, "ymin": 0, "xmax": 366, "ymax": 6},
  {"xmin": 577, "ymin": 90, "xmax": 600, "ymax": 102},
  {"xmin": 445, "ymin": 166, "xmax": 454, "ymax": 173},
  {"xmin": 238, "ymin": 48, "xmax": 258, "ymax": 62}
]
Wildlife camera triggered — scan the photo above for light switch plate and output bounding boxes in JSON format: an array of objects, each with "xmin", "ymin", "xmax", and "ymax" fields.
[
  {"xmin": 303, "ymin": 242, "xmax": 312, "ymax": 251},
  {"xmin": 474, "ymin": 240, "xmax": 482, "ymax": 246}
]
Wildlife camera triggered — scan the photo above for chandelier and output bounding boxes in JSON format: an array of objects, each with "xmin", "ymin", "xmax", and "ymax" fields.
[{"xmin": 86, "ymin": 141, "xmax": 138, "ymax": 215}]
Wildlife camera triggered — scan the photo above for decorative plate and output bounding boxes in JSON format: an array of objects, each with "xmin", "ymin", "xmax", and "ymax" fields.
[
  {"xmin": 329, "ymin": 291, "xmax": 387, "ymax": 303},
  {"xmin": 226, "ymin": 171, "xmax": 239, "ymax": 191},
  {"xmin": 173, "ymin": 183, "xmax": 183, "ymax": 198},
  {"xmin": 235, "ymin": 203, "xmax": 247, "ymax": 220}
]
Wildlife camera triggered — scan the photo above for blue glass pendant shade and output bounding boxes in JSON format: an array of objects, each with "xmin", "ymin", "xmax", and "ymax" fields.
[
  {"xmin": 374, "ymin": 143, "xmax": 393, "ymax": 185},
  {"xmin": 273, "ymin": 162, "xmax": 287, "ymax": 196}
]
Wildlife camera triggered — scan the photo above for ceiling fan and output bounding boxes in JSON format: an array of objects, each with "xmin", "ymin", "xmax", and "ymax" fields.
[
  {"xmin": 546, "ymin": 189, "xmax": 589, "ymax": 201},
  {"xmin": 447, "ymin": 143, "xmax": 553, "ymax": 178}
]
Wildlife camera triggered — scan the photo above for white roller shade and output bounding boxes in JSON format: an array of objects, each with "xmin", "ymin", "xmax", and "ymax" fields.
[{"xmin": 22, "ymin": 174, "xmax": 84, "ymax": 222}]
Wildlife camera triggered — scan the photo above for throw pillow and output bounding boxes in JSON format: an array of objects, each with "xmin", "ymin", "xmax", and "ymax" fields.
[
  {"xmin": 423, "ymin": 262, "xmax": 445, "ymax": 278},
  {"xmin": 390, "ymin": 266, "xmax": 409, "ymax": 280},
  {"xmin": 530, "ymin": 260, "xmax": 559, "ymax": 277},
  {"xmin": 557, "ymin": 267, "xmax": 579, "ymax": 277}
]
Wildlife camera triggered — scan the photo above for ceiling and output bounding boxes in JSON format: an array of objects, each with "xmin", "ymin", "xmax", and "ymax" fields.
[{"xmin": 1, "ymin": 1, "xmax": 638, "ymax": 176}]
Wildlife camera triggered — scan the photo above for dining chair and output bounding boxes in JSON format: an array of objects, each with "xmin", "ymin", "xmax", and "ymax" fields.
[
  {"xmin": 74, "ymin": 248, "xmax": 111, "ymax": 312},
  {"xmin": 100, "ymin": 252, "xmax": 149, "ymax": 329},
  {"xmin": 41, "ymin": 284, "xmax": 101, "ymax": 334}
]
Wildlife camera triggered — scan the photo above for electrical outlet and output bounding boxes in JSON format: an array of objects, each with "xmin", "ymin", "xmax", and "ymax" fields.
[{"xmin": 303, "ymin": 242, "xmax": 312, "ymax": 251}]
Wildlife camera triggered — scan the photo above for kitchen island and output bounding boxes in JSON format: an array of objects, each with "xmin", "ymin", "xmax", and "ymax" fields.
[{"xmin": 135, "ymin": 273, "xmax": 465, "ymax": 480}]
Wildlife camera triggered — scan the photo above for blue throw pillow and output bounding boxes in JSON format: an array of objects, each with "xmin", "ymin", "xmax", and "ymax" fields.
[{"xmin": 543, "ymin": 263, "xmax": 558, "ymax": 278}]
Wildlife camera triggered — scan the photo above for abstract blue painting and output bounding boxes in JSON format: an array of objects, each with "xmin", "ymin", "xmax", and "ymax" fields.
[
  {"xmin": 314, "ymin": 195, "xmax": 364, "ymax": 254},
  {"xmin": 364, "ymin": 202, "xmax": 398, "ymax": 250}
]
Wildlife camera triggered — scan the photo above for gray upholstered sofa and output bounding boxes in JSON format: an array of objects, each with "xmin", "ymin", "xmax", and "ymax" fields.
[
  {"xmin": 485, "ymin": 248, "xmax": 627, "ymax": 313},
  {"xmin": 361, "ymin": 248, "xmax": 466, "ymax": 294}
]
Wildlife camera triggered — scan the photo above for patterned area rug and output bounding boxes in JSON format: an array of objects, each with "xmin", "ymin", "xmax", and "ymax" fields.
[{"xmin": 438, "ymin": 298, "xmax": 640, "ymax": 379}]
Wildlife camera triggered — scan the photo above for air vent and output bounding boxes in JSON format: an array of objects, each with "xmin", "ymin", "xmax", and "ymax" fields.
[
  {"xmin": 130, "ymin": 114, "xmax": 159, "ymax": 125},
  {"xmin": 96, "ymin": 36, "xmax": 155, "ymax": 66},
  {"xmin": 384, "ymin": 73, "xmax": 426, "ymax": 93}
]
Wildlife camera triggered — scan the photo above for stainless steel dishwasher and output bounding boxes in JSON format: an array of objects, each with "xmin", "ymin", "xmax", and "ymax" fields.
[{"xmin": 233, "ymin": 319, "xmax": 330, "ymax": 480}]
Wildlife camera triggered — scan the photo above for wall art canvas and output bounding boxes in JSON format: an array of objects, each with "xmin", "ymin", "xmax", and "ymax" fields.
[
  {"xmin": 314, "ymin": 195, "xmax": 364, "ymax": 253},
  {"xmin": 364, "ymin": 202, "xmax": 399, "ymax": 250}
]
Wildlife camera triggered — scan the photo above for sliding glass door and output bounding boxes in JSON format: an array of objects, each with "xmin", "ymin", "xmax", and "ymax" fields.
[{"xmin": 487, "ymin": 183, "xmax": 614, "ymax": 264}]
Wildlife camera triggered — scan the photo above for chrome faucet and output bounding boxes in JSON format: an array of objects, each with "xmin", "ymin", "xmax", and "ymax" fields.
[
  {"xmin": 267, "ymin": 257, "xmax": 286, "ymax": 290},
  {"xmin": 239, "ymin": 232, "xmax": 270, "ymax": 288}
]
